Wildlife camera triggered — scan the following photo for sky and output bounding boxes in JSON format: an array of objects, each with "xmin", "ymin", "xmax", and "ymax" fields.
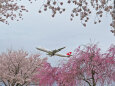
[{"xmin": 0, "ymin": 0, "xmax": 115, "ymax": 66}]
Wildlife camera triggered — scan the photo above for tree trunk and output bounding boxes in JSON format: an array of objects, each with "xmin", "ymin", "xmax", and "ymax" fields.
[
  {"xmin": 114, "ymin": 0, "xmax": 115, "ymax": 8},
  {"xmin": 2, "ymin": 80, "xmax": 7, "ymax": 86},
  {"xmin": 91, "ymin": 70, "xmax": 96, "ymax": 86},
  {"xmin": 84, "ymin": 79, "xmax": 91, "ymax": 86},
  {"xmin": 16, "ymin": 83, "xmax": 23, "ymax": 86}
]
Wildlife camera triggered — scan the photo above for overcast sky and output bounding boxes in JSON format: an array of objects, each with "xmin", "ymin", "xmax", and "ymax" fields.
[{"xmin": 0, "ymin": 0, "xmax": 115, "ymax": 66}]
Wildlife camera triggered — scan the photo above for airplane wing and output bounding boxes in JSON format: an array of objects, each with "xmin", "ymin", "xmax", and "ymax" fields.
[
  {"xmin": 55, "ymin": 53, "xmax": 72, "ymax": 57},
  {"xmin": 36, "ymin": 47, "xmax": 50, "ymax": 53}
]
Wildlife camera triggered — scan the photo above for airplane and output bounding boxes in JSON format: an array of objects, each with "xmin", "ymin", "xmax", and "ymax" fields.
[{"xmin": 36, "ymin": 47, "xmax": 72, "ymax": 57}]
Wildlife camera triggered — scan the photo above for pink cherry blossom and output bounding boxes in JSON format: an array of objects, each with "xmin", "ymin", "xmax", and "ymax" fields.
[
  {"xmin": 0, "ymin": 50, "xmax": 47, "ymax": 86},
  {"xmin": 33, "ymin": 44, "xmax": 115, "ymax": 86}
]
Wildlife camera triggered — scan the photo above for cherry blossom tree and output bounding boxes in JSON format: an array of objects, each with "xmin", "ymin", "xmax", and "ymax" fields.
[
  {"xmin": 0, "ymin": 0, "xmax": 28, "ymax": 24},
  {"xmin": 32, "ymin": 62, "xmax": 58, "ymax": 86},
  {"xmin": 33, "ymin": 44, "xmax": 115, "ymax": 86},
  {"xmin": 0, "ymin": 0, "xmax": 115, "ymax": 34},
  {"xmin": 35, "ymin": 0, "xmax": 115, "ymax": 35},
  {"xmin": 55, "ymin": 44, "xmax": 115, "ymax": 86},
  {"xmin": 0, "ymin": 50, "xmax": 47, "ymax": 86},
  {"xmin": 37, "ymin": 1, "xmax": 113, "ymax": 25},
  {"xmin": 0, "ymin": 0, "xmax": 114, "ymax": 26}
]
